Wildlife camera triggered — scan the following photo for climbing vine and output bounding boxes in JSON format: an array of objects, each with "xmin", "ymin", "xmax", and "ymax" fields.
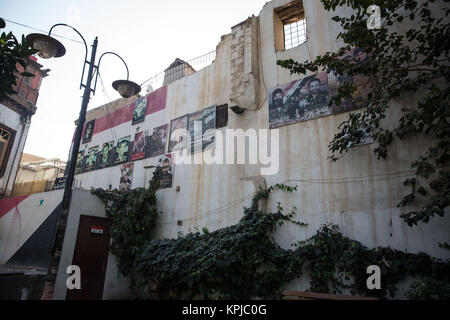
[
  {"xmin": 92, "ymin": 174, "xmax": 449, "ymax": 300},
  {"xmin": 277, "ymin": 0, "xmax": 450, "ymax": 227}
]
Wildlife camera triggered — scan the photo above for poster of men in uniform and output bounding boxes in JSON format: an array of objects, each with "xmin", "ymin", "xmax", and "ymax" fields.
[
  {"xmin": 187, "ymin": 106, "xmax": 216, "ymax": 154},
  {"xmin": 269, "ymin": 72, "xmax": 330, "ymax": 128},
  {"xmin": 119, "ymin": 163, "xmax": 134, "ymax": 191},
  {"xmin": 115, "ymin": 136, "xmax": 131, "ymax": 164},
  {"xmin": 85, "ymin": 146, "xmax": 98, "ymax": 171},
  {"xmin": 327, "ymin": 47, "xmax": 371, "ymax": 114},
  {"xmin": 82, "ymin": 119, "xmax": 95, "ymax": 143},
  {"xmin": 75, "ymin": 150, "xmax": 85, "ymax": 175},
  {"xmin": 132, "ymin": 96, "xmax": 147, "ymax": 125},
  {"xmin": 98, "ymin": 141, "xmax": 114, "ymax": 168},
  {"xmin": 168, "ymin": 115, "xmax": 188, "ymax": 152},
  {"xmin": 157, "ymin": 154, "xmax": 173, "ymax": 189},
  {"xmin": 131, "ymin": 130, "xmax": 149, "ymax": 161},
  {"xmin": 146, "ymin": 124, "xmax": 168, "ymax": 158}
]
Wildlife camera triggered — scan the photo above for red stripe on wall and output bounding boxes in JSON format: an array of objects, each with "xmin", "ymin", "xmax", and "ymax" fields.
[
  {"xmin": 76, "ymin": 85, "xmax": 168, "ymax": 142},
  {"xmin": 0, "ymin": 195, "xmax": 30, "ymax": 219}
]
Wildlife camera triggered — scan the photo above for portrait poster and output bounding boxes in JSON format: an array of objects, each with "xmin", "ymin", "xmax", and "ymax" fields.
[
  {"xmin": 187, "ymin": 105, "xmax": 216, "ymax": 153},
  {"xmin": 115, "ymin": 136, "xmax": 131, "ymax": 165},
  {"xmin": 119, "ymin": 163, "xmax": 134, "ymax": 191},
  {"xmin": 85, "ymin": 146, "xmax": 98, "ymax": 171},
  {"xmin": 268, "ymin": 72, "xmax": 330, "ymax": 129},
  {"xmin": 157, "ymin": 154, "xmax": 173, "ymax": 189},
  {"xmin": 146, "ymin": 123, "xmax": 168, "ymax": 158},
  {"xmin": 132, "ymin": 96, "xmax": 147, "ymax": 125},
  {"xmin": 74, "ymin": 150, "xmax": 85, "ymax": 175},
  {"xmin": 327, "ymin": 47, "xmax": 371, "ymax": 114},
  {"xmin": 168, "ymin": 115, "xmax": 188, "ymax": 153},
  {"xmin": 131, "ymin": 130, "xmax": 149, "ymax": 161},
  {"xmin": 82, "ymin": 119, "xmax": 95, "ymax": 143},
  {"xmin": 98, "ymin": 141, "xmax": 114, "ymax": 169}
]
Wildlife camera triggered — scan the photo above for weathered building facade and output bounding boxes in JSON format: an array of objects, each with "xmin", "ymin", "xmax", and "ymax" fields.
[
  {"xmin": 0, "ymin": 56, "xmax": 49, "ymax": 198},
  {"xmin": 51, "ymin": 0, "xmax": 449, "ymax": 299}
]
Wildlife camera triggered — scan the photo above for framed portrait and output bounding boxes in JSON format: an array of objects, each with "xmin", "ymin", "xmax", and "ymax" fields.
[
  {"xmin": 131, "ymin": 130, "xmax": 149, "ymax": 161},
  {"xmin": 114, "ymin": 136, "xmax": 131, "ymax": 165},
  {"xmin": 98, "ymin": 141, "xmax": 114, "ymax": 169},
  {"xmin": 187, "ymin": 105, "xmax": 216, "ymax": 153},
  {"xmin": 146, "ymin": 123, "xmax": 168, "ymax": 158},
  {"xmin": 85, "ymin": 146, "xmax": 98, "ymax": 171},
  {"xmin": 119, "ymin": 163, "xmax": 134, "ymax": 191},
  {"xmin": 74, "ymin": 150, "xmax": 85, "ymax": 175},
  {"xmin": 157, "ymin": 154, "xmax": 173, "ymax": 189},
  {"xmin": 132, "ymin": 96, "xmax": 147, "ymax": 125},
  {"xmin": 168, "ymin": 115, "xmax": 188, "ymax": 153},
  {"xmin": 82, "ymin": 119, "xmax": 95, "ymax": 143},
  {"xmin": 268, "ymin": 72, "xmax": 330, "ymax": 129},
  {"xmin": 328, "ymin": 47, "xmax": 371, "ymax": 114}
]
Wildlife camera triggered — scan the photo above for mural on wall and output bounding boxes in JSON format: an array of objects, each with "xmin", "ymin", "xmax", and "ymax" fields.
[
  {"xmin": 82, "ymin": 119, "xmax": 95, "ymax": 143},
  {"xmin": 146, "ymin": 124, "xmax": 168, "ymax": 158},
  {"xmin": 269, "ymin": 72, "xmax": 330, "ymax": 128},
  {"xmin": 74, "ymin": 150, "xmax": 85, "ymax": 175},
  {"xmin": 132, "ymin": 96, "xmax": 147, "ymax": 125},
  {"xmin": 119, "ymin": 163, "xmax": 134, "ymax": 191},
  {"xmin": 98, "ymin": 141, "xmax": 114, "ymax": 169},
  {"xmin": 168, "ymin": 115, "xmax": 188, "ymax": 152},
  {"xmin": 187, "ymin": 105, "xmax": 216, "ymax": 153},
  {"xmin": 131, "ymin": 130, "xmax": 149, "ymax": 161},
  {"xmin": 115, "ymin": 136, "xmax": 131, "ymax": 165},
  {"xmin": 85, "ymin": 146, "xmax": 98, "ymax": 171},
  {"xmin": 328, "ymin": 47, "xmax": 371, "ymax": 114},
  {"xmin": 157, "ymin": 154, "xmax": 173, "ymax": 189}
]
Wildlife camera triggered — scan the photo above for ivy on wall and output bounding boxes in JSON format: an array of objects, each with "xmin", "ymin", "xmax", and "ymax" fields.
[{"xmin": 92, "ymin": 174, "xmax": 450, "ymax": 300}]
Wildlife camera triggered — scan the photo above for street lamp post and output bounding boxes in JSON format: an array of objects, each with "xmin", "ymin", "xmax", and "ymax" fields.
[{"xmin": 26, "ymin": 24, "xmax": 141, "ymax": 297}]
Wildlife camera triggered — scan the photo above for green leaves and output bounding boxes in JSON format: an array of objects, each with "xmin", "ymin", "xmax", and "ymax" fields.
[
  {"xmin": 0, "ymin": 31, "xmax": 38, "ymax": 101},
  {"xmin": 278, "ymin": 0, "xmax": 449, "ymax": 227}
]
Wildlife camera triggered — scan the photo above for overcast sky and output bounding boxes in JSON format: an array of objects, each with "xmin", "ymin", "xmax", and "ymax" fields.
[{"xmin": 1, "ymin": 0, "xmax": 269, "ymax": 161}]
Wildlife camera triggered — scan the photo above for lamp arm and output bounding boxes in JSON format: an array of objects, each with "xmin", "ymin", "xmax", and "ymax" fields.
[
  {"xmin": 48, "ymin": 23, "xmax": 89, "ymax": 90},
  {"xmin": 93, "ymin": 51, "xmax": 130, "ymax": 94}
]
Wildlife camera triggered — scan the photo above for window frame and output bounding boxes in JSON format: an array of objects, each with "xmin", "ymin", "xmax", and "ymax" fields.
[{"xmin": 0, "ymin": 123, "xmax": 17, "ymax": 178}]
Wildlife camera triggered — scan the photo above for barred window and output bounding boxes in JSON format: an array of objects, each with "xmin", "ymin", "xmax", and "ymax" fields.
[
  {"xmin": 284, "ymin": 18, "xmax": 306, "ymax": 50},
  {"xmin": 274, "ymin": 1, "xmax": 307, "ymax": 51}
]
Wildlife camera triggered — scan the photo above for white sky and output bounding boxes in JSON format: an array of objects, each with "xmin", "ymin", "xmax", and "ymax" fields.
[{"xmin": 1, "ymin": 0, "xmax": 269, "ymax": 161}]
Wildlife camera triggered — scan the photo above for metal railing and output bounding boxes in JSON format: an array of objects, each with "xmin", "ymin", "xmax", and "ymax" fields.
[{"xmin": 140, "ymin": 50, "xmax": 216, "ymax": 92}]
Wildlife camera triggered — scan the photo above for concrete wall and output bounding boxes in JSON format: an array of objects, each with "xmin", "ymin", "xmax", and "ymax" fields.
[
  {"xmin": 0, "ymin": 189, "xmax": 63, "ymax": 265},
  {"xmin": 64, "ymin": 0, "xmax": 449, "ymax": 298},
  {"xmin": 0, "ymin": 104, "xmax": 30, "ymax": 197},
  {"xmin": 53, "ymin": 189, "xmax": 132, "ymax": 300}
]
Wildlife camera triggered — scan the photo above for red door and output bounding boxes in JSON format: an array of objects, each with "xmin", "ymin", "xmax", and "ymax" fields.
[{"xmin": 66, "ymin": 215, "xmax": 110, "ymax": 300}]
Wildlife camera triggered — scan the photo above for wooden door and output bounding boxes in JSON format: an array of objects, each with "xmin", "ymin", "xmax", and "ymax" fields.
[{"xmin": 66, "ymin": 215, "xmax": 110, "ymax": 300}]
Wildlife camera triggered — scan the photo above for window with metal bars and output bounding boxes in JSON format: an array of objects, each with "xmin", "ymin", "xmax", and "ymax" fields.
[
  {"xmin": 283, "ymin": 18, "xmax": 306, "ymax": 49},
  {"xmin": 274, "ymin": 0, "xmax": 307, "ymax": 51}
]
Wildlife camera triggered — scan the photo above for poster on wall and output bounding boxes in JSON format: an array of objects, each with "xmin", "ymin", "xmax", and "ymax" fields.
[
  {"xmin": 268, "ymin": 72, "xmax": 330, "ymax": 128},
  {"xmin": 168, "ymin": 115, "xmax": 188, "ymax": 152},
  {"xmin": 157, "ymin": 154, "xmax": 174, "ymax": 189},
  {"xmin": 146, "ymin": 123, "xmax": 168, "ymax": 158},
  {"xmin": 131, "ymin": 130, "xmax": 149, "ymax": 161},
  {"xmin": 98, "ymin": 141, "xmax": 114, "ymax": 169},
  {"xmin": 132, "ymin": 96, "xmax": 147, "ymax": 125},
  {"xmin": 327, "ymin": 47, "xmax": 371, "ymax": 114},
  {"xmin": 74, "ymin": 150, "xmax": 85, "ymax": 175},
  {"xmin": 85, "ymin": 146, "xmax": 98, "ymax": 171},
  {"xmin": 114, "ymin": 136, "xmax": 131, "ymax": 165},
  {"xmin": 82, "ymin": 119, "xmax": 95, "ymax": 143},
  {"xmin": 119, "ymin": 162, "xmax": 134, "ymax": 191},
  {"xmin": 187, "ymin": 105, "xmax": 216, "ymax": 153}
]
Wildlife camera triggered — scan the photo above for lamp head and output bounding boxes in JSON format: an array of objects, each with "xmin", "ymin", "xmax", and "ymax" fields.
[
  {"xmin": 112, "ymin": 80, "xmax": 141, "ymax": 98},
  {"xmin": 26, "ymin": 33, "xmax": 66, "ymax": 59}
]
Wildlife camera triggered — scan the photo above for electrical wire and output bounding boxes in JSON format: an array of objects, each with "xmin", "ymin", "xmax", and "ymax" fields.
[{"xmin": 3, "ymin": 18, "xmax": 85, "ymax": 44}]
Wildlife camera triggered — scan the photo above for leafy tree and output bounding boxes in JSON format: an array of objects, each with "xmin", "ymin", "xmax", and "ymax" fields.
[
  {"xmin": 278, "ymin": 0, "xmax": 450, "ymax": 227},
  {"xmin": 0, "ymin": 22, "xmax": 38, "ymax": 101}
]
